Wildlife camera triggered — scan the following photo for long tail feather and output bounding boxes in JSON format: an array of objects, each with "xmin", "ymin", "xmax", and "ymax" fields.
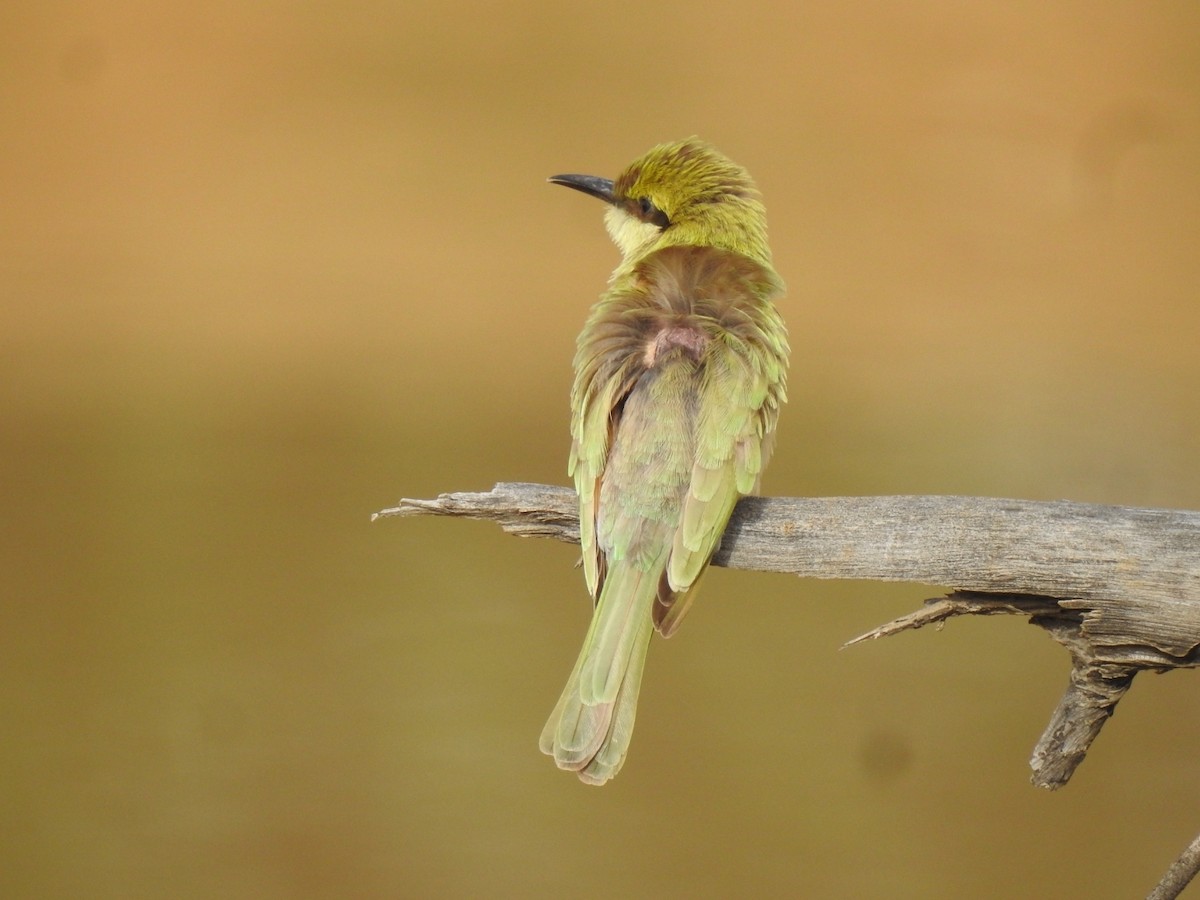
[{"xmin": 540, "ymin": 558, "xmax": 659, "ymax": 784}]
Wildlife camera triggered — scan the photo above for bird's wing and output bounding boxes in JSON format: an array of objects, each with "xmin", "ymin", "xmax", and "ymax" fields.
[
  {"xmin": 568, "ymin": 299, "xmax": 647, "ymax": 600},
  {"xmin": 657, "ymin": 274, "xmax": 788, "ymax": 637},
  {"xmin": 571, "ymin": 246, "xmax": 787, "ymax": 632}
]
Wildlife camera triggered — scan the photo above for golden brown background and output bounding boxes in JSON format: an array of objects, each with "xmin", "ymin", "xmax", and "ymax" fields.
[{"xmin": 4, "ymin": 2, "xmax": 1199, "ymax": 897}]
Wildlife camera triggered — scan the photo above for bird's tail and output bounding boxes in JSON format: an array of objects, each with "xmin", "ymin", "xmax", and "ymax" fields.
[{"xmin": 538, "ymin": 556, "xmax": 660, "ymax": 785}]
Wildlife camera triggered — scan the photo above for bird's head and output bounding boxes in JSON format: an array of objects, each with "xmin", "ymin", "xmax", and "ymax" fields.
[{"xmin": 550, "ymin": 138, "xmax": 772, "ymax": 270}]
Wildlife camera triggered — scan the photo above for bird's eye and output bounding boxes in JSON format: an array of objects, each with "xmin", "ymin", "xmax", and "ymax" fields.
[{"xmin": 636, "ymin": 197, "xmax": 670, "ymax": 229}]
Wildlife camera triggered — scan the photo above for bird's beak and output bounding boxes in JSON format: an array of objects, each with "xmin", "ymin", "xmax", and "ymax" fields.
[{"xmin": 548, "ymin": 174, "xmax": 616, "ymax": 204}]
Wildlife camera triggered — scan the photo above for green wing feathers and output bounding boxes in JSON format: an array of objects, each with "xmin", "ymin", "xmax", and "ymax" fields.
[
  {"xmin": 544, "ymin": 245, "xmax": 787, "ymax": 783},
  {"xmin": 660, "ymin": 319, "xmax": 786, "ymax": 635}
]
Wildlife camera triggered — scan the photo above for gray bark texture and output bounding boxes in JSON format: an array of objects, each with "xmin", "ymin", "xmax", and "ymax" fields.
[{"xmin": 375, "ymin": 482, "xmax": 1200, "ymax": 898}]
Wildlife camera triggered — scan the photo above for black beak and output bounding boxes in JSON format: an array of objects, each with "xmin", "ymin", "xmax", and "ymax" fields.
[{"xmin": 548, "ymin": 174, "xmax": 616, "ymax": 204}]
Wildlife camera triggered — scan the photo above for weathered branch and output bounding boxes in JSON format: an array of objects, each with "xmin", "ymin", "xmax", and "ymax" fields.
[
  {"xmin": 375, "ymin": 483, "xmax": 1200, "ymax": 657},
  {"xmin": 376, "ymin": 481, "xmax": 1200, "ymax": 897},
  {"xmin": 376, "ymin": 481, "xmax": 1200, "ymax": 772},
  {"xmin": 1148, "ymin": 829, "xmax": 1200, "ymax": 900}
]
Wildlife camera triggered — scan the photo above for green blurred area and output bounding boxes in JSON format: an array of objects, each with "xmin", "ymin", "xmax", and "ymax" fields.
[{"xmin": 3, "ymin": 2, "xmax": 1199, "ymax": 897}]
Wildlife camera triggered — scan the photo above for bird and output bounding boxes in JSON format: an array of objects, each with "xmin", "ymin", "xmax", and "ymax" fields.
[{"xmin": 539, "ymin": 138, "xmax": 789, "ymax": 784}]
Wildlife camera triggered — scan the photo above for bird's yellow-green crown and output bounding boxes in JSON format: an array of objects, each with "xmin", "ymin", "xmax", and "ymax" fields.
[{"xmin": 605, "ymin": 138, "xmax": 772, "ymax": 268}]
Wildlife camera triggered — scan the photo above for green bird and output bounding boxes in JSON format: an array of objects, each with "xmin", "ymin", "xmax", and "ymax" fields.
[{"xmin": 539, "ymin": 138, "xmax": 789, "ymax": 784}]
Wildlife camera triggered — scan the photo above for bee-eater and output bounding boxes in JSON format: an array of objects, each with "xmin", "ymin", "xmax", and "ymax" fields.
[{"xmin": 539, "ymin": 138, "xmax": 789, "ymax": 784}]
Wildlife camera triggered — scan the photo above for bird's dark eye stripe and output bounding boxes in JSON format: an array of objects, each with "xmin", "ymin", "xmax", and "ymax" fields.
[{"xmin": 635, "ymin": 196, "xmax": 670, "ymax": 229}]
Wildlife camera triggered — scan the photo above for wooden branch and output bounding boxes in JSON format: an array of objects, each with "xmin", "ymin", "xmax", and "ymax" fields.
[
  {"xmin": 375, "ymin": 482, "xmax": 1200, "ymax": 658},
  {"xmin": 1148, "ymin": 829, "xmax": 1200, "ymax": 900},
  {"xmin": 375, "ymin": 482, "xmax": 1200, "ymax": 897}
]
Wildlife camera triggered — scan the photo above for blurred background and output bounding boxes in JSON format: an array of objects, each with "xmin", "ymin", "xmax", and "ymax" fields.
[{"xmin": 3, "ymin": 1, "xmax": 1199, "ymax": 897}]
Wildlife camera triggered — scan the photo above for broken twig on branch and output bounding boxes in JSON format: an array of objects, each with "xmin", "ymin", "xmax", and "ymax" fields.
[{"xmin": 376, "ymin": 481, "xmax": 1200, "ymax": 898}]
